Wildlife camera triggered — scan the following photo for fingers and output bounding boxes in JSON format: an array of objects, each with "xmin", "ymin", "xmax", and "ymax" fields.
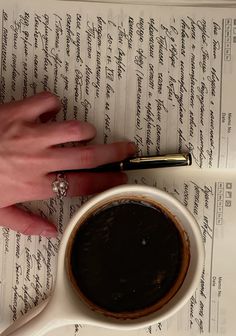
[
  {"xmin": 46, "ymin": 142, "xmax": 136, "ymax": 171},
  {"xmin": 36, "ymin": 120, "xmax": 96, "ymax": 147},
  {"xmin": 6, "ymin": 92, "xmax": 61, "ymax": 121},
  {"xmin": 0, "ymin": 206, "xmax": 57, "ymax": 237},
  {"xmin": 0, "ymin": 171, "xmax": 128, "ymax": 236},
  {"xmin": 34, "ymin": 171, "xmax": 128, "ymax": 200}
]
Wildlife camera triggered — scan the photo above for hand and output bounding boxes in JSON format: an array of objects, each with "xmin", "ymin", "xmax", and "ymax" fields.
[{"xmin": 0, "ymin": 92, "xmax": 136, "ymax": 237}]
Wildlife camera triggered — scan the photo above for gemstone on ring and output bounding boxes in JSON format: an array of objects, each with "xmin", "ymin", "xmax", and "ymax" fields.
[{"xmin": 52, "ymin": 173, "xmax": 69, "ymax": 200}]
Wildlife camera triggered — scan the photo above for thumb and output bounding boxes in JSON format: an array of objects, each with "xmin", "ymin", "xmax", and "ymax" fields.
[{"xmin": 0, "ymin": 205, "xmax": 57, "ymax": 237}]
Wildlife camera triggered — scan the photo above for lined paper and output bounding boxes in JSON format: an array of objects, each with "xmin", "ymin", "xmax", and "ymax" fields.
[{"xmin": 0, "ymin": 1, "xmax": 236, "ymax": 335}]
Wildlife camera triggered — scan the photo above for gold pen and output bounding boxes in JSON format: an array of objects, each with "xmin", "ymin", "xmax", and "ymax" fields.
[{"xmin": 63, "ymin": 153, "xmax": 192, "ymax": 173}]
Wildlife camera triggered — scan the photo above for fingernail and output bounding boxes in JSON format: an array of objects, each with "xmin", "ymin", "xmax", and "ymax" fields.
[
  {"xmin": 128, "ymin": 142, "xmax": 137, "ymax": 155},
  {"xmin": 41, "ymin": 227, "xmax": 58, "ymax": 238}
]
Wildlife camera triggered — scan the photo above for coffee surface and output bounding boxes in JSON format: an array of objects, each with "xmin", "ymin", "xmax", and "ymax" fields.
[{"xmin": 69, "ymin": 200, "xmax": 187, "ymax": 315}]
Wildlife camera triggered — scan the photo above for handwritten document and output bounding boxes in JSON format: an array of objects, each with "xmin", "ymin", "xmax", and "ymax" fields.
[
  {"xmin": 0, "ymin": 0, "xmax": 236, "ymax": 335},
  {"xmin": 1, "ymin": 0, "xmax": 236, "ymax": 167}
]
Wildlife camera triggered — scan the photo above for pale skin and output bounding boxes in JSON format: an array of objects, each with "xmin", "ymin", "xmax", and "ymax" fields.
[{"xmin": 0, "ymin": 91, "xmax": 136, "ymax": 237}]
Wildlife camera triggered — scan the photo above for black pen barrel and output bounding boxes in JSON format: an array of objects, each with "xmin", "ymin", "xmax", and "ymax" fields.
[{"xmin": 60, "ymin": 153, "xmax": 192, "ymax": 174}]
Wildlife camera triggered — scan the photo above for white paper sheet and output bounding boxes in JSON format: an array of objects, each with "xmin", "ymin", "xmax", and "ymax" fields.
[
  {"xmin": 1, "ymin": 0, "xmax": 236, "ymax": 166},
  {"xmin": 0, "ymin": 1, "xmax": 236, "ymax": 335}
]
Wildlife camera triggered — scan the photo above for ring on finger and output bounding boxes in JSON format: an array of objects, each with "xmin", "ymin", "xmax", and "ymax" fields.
[{"xmin": 52, "ymin": 173, "xmax": 69, "ymax": 200}]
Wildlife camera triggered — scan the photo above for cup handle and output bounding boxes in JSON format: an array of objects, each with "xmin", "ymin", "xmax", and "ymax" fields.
[{"xmin": 1, "ymin": 296, "xmax": 63, "ymax": 336}]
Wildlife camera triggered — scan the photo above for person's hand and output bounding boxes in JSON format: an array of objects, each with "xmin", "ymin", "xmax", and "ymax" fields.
[{"xmin": 0, "ymin": 92, "xmax": 136, "ymax": 237}]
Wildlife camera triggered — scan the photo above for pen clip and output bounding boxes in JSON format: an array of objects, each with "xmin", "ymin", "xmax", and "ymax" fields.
[{"xmin": 128, "ymin": 153, "xmax": 191, "ymax": 165}]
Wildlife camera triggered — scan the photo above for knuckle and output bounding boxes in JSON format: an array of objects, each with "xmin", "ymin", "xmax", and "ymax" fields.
[
  {"xmin": 14, "ymin": 153, "xmax": 36, "ymax": 171},
  {"xmin": 79, "ymin": 147, "xmax": 97, "ymax": 168},
  {"xmin": 65, "ymin": 121, "xmax": 96, "ymax": 141},
  {"xmin": 65, "ymin": 120, "xmax": 81, "ymax": 138},
  {"xmin": 11, "ymin": 123, "xmax": 35, "ymax": 144},
  {"xmin": 6, "ymin": 122, "xmax": 24, "ymax": 142}
]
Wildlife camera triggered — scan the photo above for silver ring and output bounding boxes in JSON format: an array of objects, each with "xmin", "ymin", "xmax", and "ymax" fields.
[{"xmin": 52, "ymin": 173, "xmax": 69, "ymax": 200}]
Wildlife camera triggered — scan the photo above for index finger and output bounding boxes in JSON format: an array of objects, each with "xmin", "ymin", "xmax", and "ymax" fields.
[{"xmin": 46, "ymin": 141, "xmax": 137, "ymax": 171}]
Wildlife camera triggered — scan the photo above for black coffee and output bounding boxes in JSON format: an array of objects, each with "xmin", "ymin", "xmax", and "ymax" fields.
[{"xmin": 67, "ymin": 199, "xmax": 190, "ymax": 319}]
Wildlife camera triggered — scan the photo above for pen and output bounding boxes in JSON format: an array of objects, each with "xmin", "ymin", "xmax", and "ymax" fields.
[{"xmin": 63, "ymin": 153, "xmax": 192, "ymax": 173}]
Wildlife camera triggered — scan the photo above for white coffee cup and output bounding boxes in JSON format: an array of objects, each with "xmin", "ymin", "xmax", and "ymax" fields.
[{"xmin": 2, "ymin": 185, "xmax": 204, "ymax": 336}]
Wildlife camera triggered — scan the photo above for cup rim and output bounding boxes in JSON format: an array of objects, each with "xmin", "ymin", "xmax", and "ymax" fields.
[{"xmin": 57, "ymin": 184, "xmax": 205, "ymax": 329}]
